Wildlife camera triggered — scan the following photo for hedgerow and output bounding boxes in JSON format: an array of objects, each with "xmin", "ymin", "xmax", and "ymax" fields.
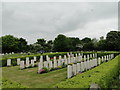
[
  {"xmin": 1, "ymin": 52, "xmax": 119, "ymax": 67},
  {"xmin": 55, "ymin": 54, "xmax": 120, "ymax": 88},
  {"xmin": 0, "ymin": 52, "xmax": 68, "ymax": 67}
]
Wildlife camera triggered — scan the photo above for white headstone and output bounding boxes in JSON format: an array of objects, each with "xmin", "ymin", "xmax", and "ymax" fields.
[
  {"xmin": 71, "ymin": 57, "xmax": 74, "ymax": 63},
  {"xmin": 73, "ymin": 57, "xmax": 76, "ymax": 63},
  {"xmin": 31, "ymin": 60, "xmax": 34, "ymax": 67},
  {"xmin": 34, "ymin": 56, "xmax": 37, "ymax": 62},
  {"xmin": 7, "ymin": 59, "xmax": 11, "ymax": 66},
  {"xmin": 104, "ymin": 56, "xmax": 107, "ymax": 62},
  {"xmin": 38, "ymin": 62, "xmax": 43, "ymax": 70},
  {"xmin": 75, "ymin": 54, "xmax": 78, "ymax": 61},
  {"xmin": 84, "ymin": 55, "xmax": 86, "ymax": 61},
  {"xmin": 77, "ymin": 55, "xmax": 81, "ymax": 62},
  {"xmin": 86, "ymin": 60, "xmax": 89, "ymax": 70},
  {"xmin": 26, "ymin": 59, "xmax": 30, "ymax": 67},
  {"xmin": 90, "ymin": 60, "xmax": 92, "ymax": 68},
  {"xmin": 59, "ymin": 55, "xmax": 62, "ymax": 60},
  {"xmin": 17, "ymin": 58, "xmax": 21, "ymax": 65},
  {"xmin": 72, "ymin": 64, "xmax": 77, "ymax": 76},
  {"xmin": 87, "ymin": 60, "xmax": 90, "ymax": 69},
  {"xmin": 95, "ymin": 59, "xmax": 97, "ymax": 66},
  {"xmin": 93, "ymin": 54, "xmax": 95, "ymax": 58},
  {"xmin": 58, "ymin": 59, "xmax": 62, "ymax": 66},
  {"xmin": 40, "ymin": 56, "xmax": 43, "ymax": 62},
  {"xmin": 20, "ymin": 61, "xmax": 25, "ymax": 69},
  {"xmin": 98, "ymin": 57, "xmax": 101, "ymax": 65},
  {"xmin": 80, "ymin": 62, "xmax": 84, "ymax": 72},
  {"xmin": 94, "ymin": 53, "xmax": 97, "ymax": 58},
  {"xmin": 77, "ymin": 63, "xmax": 80, "ymax": 73},
  {"xmin": 44, "ymin": 61, "xmax": 48, "ymax": 68},
  {"xmin": 54, "ymin": 56, "xmax": 57, "ymax": 68},
  {"xmin": 64, "ymin": 55, "xmax": 67, "ymax": 65},
  {"xmin": 26, "ymin": 57, "xmax": 29, "ymax": 61},
  {"xmin": 68, "ymin": 55, "xmax": 71, "ymax": 64},
  {"xmin": 46, "ymin": 55, "xmax": 50, "ymax": 61},
  {"xmin": 87, "ymin": 55, "xmax": 89, "ymax": 60},
  {"xmin": 107, "ymin": 55, "xmax": 109, "ymax": 61},
  {"xmin": 90, "ymin": 54, "xmax": 92, "ymax": 58},
  {"xmin": 67, "ymin": 65, "xmax": 72, "ymax": 79},
  {"xmin": 101, "ymin": 56, "xmax": 104, "ymax": 63}
]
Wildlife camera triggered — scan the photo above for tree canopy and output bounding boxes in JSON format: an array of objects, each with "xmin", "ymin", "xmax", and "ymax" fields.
[{"xmin": 1, "ymin": 31, "xmax": 119, "ymax": 53}]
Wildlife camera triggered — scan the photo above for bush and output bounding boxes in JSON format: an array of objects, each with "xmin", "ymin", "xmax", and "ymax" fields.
[
  {"xmin": 50, "ymin": 67, "xmax": 55, "ymax": 71},
  {"xmin": 55, "ymin": 54, "xmax": 120, "ymax": 88},
  {"xmin": 1, "ymin": 52, "xmax": 68, "ymax": 67}
]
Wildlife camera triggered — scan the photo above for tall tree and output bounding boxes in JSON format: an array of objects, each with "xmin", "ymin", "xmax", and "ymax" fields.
[
  {"xmin": 53, "ymin": 34, "xmax": 69, "ymax": 52},
  {"xmin": 106, "ymin": 31, "xmax": 120, "ymax": 51},
  {"xmin": 2, "ymin": 35, "xmax": 19, "ymax": 53},
  {"xmin": 18, "ymin": 38, "xmax": 28, "ymax": 52}
]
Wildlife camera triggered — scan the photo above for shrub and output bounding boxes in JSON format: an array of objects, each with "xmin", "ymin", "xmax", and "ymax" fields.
[{"xmin": 50, "ymin": 67, "xmax": 55, "ymax": 71}]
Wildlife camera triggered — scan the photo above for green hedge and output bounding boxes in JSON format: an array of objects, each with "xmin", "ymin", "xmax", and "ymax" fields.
[
  {"xmin": 1, "ymin": 52, "xmax": 119, "ymax": 67},
  {"xmin": 0, "ymin": 52, "xmax": 68, "ymax": 67},
  {"xmin": 2, "ymin": 78, "xmax": 28, "ymax": 88},
  {"xmin": 55, "ymin": 54, "xmax": 120, "ymax": 88}
]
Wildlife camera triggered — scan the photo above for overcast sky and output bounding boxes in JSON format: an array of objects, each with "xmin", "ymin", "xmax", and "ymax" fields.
[{"xmin": 2, "ymin": 2, "xmax": 118, "ymax": 44}]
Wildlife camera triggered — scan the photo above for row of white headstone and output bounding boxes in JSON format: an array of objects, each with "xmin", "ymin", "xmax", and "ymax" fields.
[
  {"xmin": 7, "ymin": 56, "xmax": 37, "ymax": 69},
  {"xmin": 6, "ymin": 52, "xmax": 96, "ymax": 67},
  {"xmin": 37, "ymin": 53, "xmax": 97, "ymax": 72},
  {"xmin": 67, "ymin": 54, "xmax": 114, "ymax": 79}
]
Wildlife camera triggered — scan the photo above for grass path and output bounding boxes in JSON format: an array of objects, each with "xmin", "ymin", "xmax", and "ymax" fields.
[{"xmin": 2, "ymin": 66, "xmax": 67, "ymax": 88}]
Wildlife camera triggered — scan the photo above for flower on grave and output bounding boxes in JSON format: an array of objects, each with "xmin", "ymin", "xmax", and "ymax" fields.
[{"xmin": 38, "ymin": 69, "xmax": 46, "ymax": 74}]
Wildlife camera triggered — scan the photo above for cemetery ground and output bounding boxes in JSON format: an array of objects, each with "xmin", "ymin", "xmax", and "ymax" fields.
[
  {"xmin": 2, "ymin": 66, "xmax": 67, "ymax": 88},
  {"xmin": 1, "ymin": 51, "xmax": 120, "ymax": 88}
]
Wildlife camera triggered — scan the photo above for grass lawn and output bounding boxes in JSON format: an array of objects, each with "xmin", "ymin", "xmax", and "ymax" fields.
[{"xmin": 2, "ymin": 66, "xmax": 67, "ymax": 88}]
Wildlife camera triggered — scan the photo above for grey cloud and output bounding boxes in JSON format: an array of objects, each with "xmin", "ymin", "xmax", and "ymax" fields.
[{"xmin": 2, "ymin": 2, "xmax": 118, "ymax": 44}]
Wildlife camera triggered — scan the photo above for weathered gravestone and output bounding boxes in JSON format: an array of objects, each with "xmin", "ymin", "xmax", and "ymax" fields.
[
  {"xmin": 98, "ymin": 57, "xmax": 101, "ymax": 65},
  {"xmin": 80, "ymin": 62, "xmax": 84, "ymax": 72},
  {"xmin": 40, "ymin": 56, "xmax": 43, "ymax": 62},
  {"xmin": 54, "ymin": 56, "xmax": 57, "ymax": 68},
  {"xmin": 68, "ymin": 55, "xmax": 71, "ymax": 64},
  {"xmin": 72, "ymin": 64, "xmax": 77, "ymax": 75},
  {"xmin": 31, "ymin": 60, "xmax": 34, "ymax": 67},
  {"xmin": 64, "ymin": 55, "xmax": 67, "ymax": 65},
  {"xmin": 20, "ymin": 61, "xmax": 25, "ymax": 69},
  {"xmin": 26, "ymin": 58, "xmax": 30, "ymax": 68},
  {"xmin": 7, "ymin": 59, "xmax": 11, "ymax": 66},
  {"xmin": 38, "ymin": 62, "xmax": 43, "ymax": 70},
  {"xmin": 67, "ymin": 65, "xmax": 72, "ymax": 79},
  {"xmin": 17, "ymin": 58, "xmax": 21, "ymax": 65},
  {"xmin": 44, "ymin": 61, "xmax": 48, "ymax": 69},
  {"xmin": 77, "ymin": 63, "xmax": 80, "ymax": 73}
]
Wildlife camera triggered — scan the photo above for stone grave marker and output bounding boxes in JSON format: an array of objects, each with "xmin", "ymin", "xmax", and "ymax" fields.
[
  {"xmin": 17, "ymin": 58, "xmax": 21, "ymax": 65},
  {"xmin": 67, "ymin": 65, "xmax": 72, "ymax": 79},
  {"xmin": 7, "ymin": 59, "xmax": 11, "ymax": 66},
  {"xmin": 20, "ymin": 61, "xmax": 25, "ymax": 69}
]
